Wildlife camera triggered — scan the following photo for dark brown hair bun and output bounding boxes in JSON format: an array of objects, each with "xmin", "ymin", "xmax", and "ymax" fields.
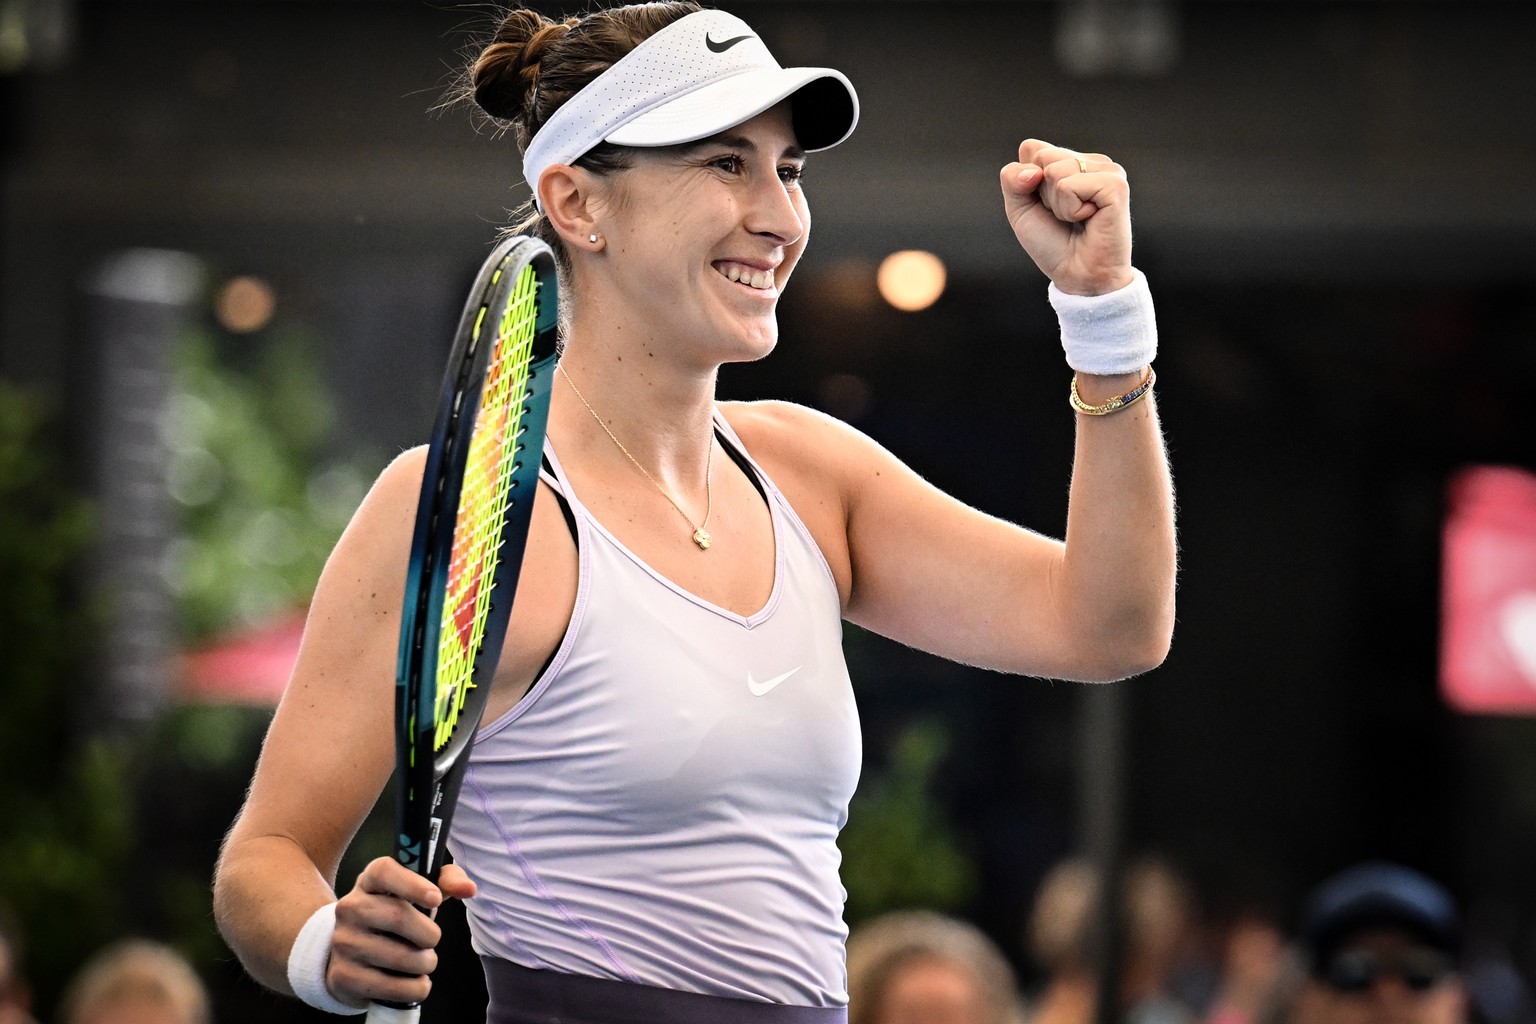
[
  {"xmin": 471, "ymin": 10, "xmax": 579, "ymax": 124},
  {"xmin": 461, "ymin": 3, "xmax": 704, "ymax": 263}
]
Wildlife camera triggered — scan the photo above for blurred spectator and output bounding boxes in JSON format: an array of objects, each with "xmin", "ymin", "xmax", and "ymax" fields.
[
  {"xmin": 846, "ymin": 909, "xmax": 1025, "ymax": 1024},
  {"xmin": 1025, "ymin": 856, "xmax": 1197, "ymax": 1024},
  {"xmin": 58, "ymin": 939, "xmax": 210, "ymax": 1024},
  {"xmin": 0, "ymin": 908, "xmax": 38, "ymax": 1024},
  {"xmin": 1459, "ymin": 897, "xmax": 1535, "ymax": 1024},
  {"xmin": 1288, "ymin": 862, "xmax": 1465, "ymax": 1024},
  {"xmin": 1202, "ymin": 915, "xmax": 1302, "ymax": 1024}
]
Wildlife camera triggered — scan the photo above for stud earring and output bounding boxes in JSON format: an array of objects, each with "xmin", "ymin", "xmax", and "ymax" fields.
[{"xmin": 588, "ymin": 233, "xmax": 599, "ymax": 244}]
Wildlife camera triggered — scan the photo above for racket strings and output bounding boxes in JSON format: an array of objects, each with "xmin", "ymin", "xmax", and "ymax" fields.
[{"xmin": 434, "ymin": 263, "xmax": 542, "ymax": 749}]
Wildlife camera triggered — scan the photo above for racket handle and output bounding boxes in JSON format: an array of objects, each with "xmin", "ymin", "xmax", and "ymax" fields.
[{"xmin": 365, "ymin": 1003, "xmax": 420, "ymax": 1023}]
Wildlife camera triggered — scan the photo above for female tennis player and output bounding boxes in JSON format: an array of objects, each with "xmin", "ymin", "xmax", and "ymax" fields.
[{"xmin": 213, "ymin": 3, "xmax": 1176, "ymax": 1022}]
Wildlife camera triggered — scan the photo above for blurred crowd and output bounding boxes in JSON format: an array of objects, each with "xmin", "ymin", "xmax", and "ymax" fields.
[
  {"xmin": 845, "ymin": 859, "xmax": 1529, "ymax": 1024},
  {"xmin": 0, "ymin": 917, "xmax": 207, "ymax": 1024},
  {"xmin": 1, "ymin": 859, "xmax": 1529, "ymax": 1024}
]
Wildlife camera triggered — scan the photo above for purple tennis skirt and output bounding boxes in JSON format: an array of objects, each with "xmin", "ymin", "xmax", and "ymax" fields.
[{"xmin": 481, "ymin": 958, "xmax": 849, "ymax": 1024}]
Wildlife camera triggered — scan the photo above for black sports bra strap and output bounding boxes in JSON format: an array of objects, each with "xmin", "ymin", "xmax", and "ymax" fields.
[
  {"xmin": 541, "ymin": 454, "xmax": 579, "ymax": 544},
  {"xmin": 715, "ymin": 427, "xmax": 768, "ymax": 504},
  {"xmin": 540, "ymin": 431, "xmax": 761, "ymax": 537}
]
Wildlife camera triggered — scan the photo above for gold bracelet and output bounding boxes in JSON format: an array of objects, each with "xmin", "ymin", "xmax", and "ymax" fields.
[{"xmin": 1069, "ymin": 367, "xmax": 1155, "ymax": 416}]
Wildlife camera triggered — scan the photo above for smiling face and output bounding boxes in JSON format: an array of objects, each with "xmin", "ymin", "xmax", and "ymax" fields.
[{"xmin": 582, "ymin": 102, "xmax": 810, "ymax": 368}]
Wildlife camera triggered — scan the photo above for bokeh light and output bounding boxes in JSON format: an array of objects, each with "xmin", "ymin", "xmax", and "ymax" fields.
[
  {"xmin": 876, "ymin": 250, "xmax": 946, "ymax": 312},
  {"xmin": 215, "ymin": 275, "xmax": 276, "ymax": 333}
]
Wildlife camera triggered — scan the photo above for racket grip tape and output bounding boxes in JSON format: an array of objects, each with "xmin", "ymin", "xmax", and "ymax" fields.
[{"xmin": 365, "ymin": 1004, "xmax": 421, "ymax": 1023}]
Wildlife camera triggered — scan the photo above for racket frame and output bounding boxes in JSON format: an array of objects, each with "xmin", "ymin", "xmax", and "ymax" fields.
[{"xmin": 369, "ymin": 237, "xmax": 559, "ymax": 1022}]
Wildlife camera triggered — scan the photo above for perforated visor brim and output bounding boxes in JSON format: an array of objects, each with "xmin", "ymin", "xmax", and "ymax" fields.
[{"xmin": 603, "ymin": 67, "xmax": 858, "ymax": 153}]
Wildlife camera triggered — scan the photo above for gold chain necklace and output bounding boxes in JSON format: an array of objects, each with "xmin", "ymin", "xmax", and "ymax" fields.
[{"xmin": 559, "ymin": 364, "xmax": 714, "ymax": 550}]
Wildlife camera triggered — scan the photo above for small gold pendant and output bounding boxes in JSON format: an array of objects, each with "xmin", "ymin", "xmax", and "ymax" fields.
[{"xmin": 692, "ymin": 528, "xmax": 712, "ymax": 550}]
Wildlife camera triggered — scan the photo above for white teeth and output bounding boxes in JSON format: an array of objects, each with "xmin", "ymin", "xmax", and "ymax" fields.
[{"xmin": 716, "ymin": 263, "xmax": 773, "ymax": 290}]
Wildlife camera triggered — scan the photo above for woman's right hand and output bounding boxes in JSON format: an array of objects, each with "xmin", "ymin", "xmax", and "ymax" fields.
[{"xmin": 327, "ymin": 858, "xmax": 480, "ymax": 1007}]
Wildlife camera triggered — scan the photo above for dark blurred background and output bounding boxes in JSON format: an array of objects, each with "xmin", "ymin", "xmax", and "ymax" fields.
[{"xmin": 3, "ymin": 0, "xmax": 1535, "ymax": 1021}]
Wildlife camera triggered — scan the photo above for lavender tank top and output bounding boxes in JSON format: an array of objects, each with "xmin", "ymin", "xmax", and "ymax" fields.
[{"xmin": 447, "ymin": 413, "xmax": 861, "ymax": 1007}]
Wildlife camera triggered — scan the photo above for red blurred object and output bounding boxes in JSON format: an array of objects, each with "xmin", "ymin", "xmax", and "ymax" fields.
[
  {"xmin": 1441, "ymin": 466, "xmax": 1536, "ymax": 715},
  {"xmin": 180, "ymin": 609, "xmax": 307, "ymax": 705}
]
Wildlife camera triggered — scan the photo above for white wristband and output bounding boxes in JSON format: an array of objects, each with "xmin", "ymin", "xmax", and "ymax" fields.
[
  {"xmin": 287, "ymin": 902, "xmax": 366, "ymax": 1016},
  {"xmin": 1047, "ymin": 268, "xmax": 1158, "ymax": 375}
]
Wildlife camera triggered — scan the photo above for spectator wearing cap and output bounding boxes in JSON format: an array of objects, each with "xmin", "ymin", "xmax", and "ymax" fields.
[{"xmin": 1290, "ymin": 862, "xmax": 1465, "ymax": 1024}]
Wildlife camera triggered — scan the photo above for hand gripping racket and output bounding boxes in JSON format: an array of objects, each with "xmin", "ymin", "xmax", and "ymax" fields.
[{"xmin": 367, "ymin": 236, "xmax": 559, "ymax": 1023}]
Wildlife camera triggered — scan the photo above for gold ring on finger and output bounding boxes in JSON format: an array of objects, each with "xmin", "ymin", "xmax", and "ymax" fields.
[{"xmin": 1076, "ymin": 156, "xmax": 1088, "ymax": 174}]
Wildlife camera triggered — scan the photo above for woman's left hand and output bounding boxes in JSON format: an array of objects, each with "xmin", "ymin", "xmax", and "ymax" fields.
[{"xmin": 1000, "ymin": 138, "xmax": 1135, "ymax": 296}]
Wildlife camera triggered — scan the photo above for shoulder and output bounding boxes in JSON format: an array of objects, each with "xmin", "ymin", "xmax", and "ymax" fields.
[
  {"xmin": 378, "ymin": 445, "xmax": 428, "ymax": 492},
  {"xmin": 719, "ymin": 400, "xmax": 910, "ymax": 506},
  {"xmin": 359, "ymin": 446, "xmax": 428, "ymax": 520},
  {"xmin": 322, "ymin": 447, "xmax": 428, "ymax": 575},
  {"xmin": 718, "ymin": 400, "xmax": 882, "ymax": 472},
  {"xmin": 717, "ymin": 398, "xmax": 830, "ymax": 437},
  {"xmin": 717, "ymin": 402, "xmax": 886, "ymax": 605}
]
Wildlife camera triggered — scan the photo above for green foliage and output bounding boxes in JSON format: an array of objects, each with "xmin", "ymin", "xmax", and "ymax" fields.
[
  {"xmin": 839, "ymin": 720, "xmax": 977, "ymax": 925},
  {"xmin": 131, "ymin": 703, "xmax": 285, "ymax": 966},
  {"xmin": 0, "ymin": 316, "xmax": 376, "ymax": 1016},
  {"xmin": 0, "ymin": 383, "xmax": 135, "ymax": 1005},
  {"xmin": 149, "ymin": 323, "xmax": 380, "ymax": 975},
  {"xmin": 0, "ymin": 385, "xmax": 96, "ymax": 710},
  {"xmin": 165, "ymin": 325, "xmax": 369, "ymax": 643}
]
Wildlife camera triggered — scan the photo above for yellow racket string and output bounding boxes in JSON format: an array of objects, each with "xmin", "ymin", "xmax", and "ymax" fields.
[{"xmin": 434, "ymin": 263, "xmax": 540, "ymax": 749}]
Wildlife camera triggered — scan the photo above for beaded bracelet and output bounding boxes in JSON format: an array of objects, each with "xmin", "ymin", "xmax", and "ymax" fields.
[{"xmin": 1069, "ymin": 367, "xmax": 1156, "ymax": 416}]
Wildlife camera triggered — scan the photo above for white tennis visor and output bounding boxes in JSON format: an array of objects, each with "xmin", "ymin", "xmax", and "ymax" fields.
[{"xmin": 521, "ymin": 9, "xmax": 858, "ymax": 207}]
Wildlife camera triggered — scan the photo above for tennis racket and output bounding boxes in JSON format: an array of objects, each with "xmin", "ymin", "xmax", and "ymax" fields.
[{"xmin": 367, "ymin": 236, "xmax": 559, "ymax": 1024}]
